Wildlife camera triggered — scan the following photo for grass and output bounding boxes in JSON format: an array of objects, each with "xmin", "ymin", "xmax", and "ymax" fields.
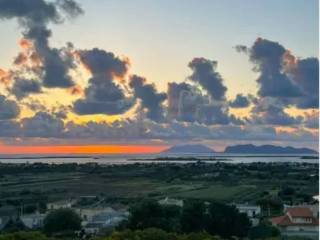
[{"xmin": 171, "ymin": 184, "xmax": 257, "ymax": 201}]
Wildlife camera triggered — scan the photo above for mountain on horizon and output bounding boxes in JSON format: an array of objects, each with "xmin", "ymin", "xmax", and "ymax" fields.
[
  {"xmin": 162, "ymin": 144, "xmax": 215, "ymax": 154},
  {"xmin": 224, "ymin": 144, "xmax": 318, "ymax": 154}
]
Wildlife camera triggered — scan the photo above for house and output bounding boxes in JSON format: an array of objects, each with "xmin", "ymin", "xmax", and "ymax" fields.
[
  {"xmin": 82, "ymin": 208, "xmax": 129, "ymax": 235},
  {"xmin": 0, "ymin": 206, "xmax": 19, "ymax": 231},
  {"xmin": 76, "ymin": 207, "xmax": 115, "ymax": 222},
  {"xmin": 158, "ymin": 197, "xmax": 184, "ymax": 207},
  {"xmin": 20, "ymin": 213, "xmax": 46, "ymax": 229},
  {"xmin": 234, "ymin": 204, "xmax": 261, "ymax": 226},
  {"xmin": 47, "ymin": 200, "xmax": 75, "ymax": 210},
  {"xmin": 0, "ymin": 217, "xmax": 10, "ymax": 231},
  {"xmin": 270, "ymin": 206, "xmax": 319, "ymax": 239}
]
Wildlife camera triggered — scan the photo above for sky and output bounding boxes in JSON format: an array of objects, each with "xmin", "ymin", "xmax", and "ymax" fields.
[{"xmin": 0, "ymin": 0, "xmax": 318, "ymax": 154}]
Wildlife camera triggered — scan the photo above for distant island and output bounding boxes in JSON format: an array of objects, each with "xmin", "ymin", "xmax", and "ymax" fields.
[
  {"xmin": 162, "ymin": 144, "xmax": 318, "ymax": 155},
  {"xmin": 224, "ymin": 144, "xmax": 318, "ymax": 154},
  {"xmin": 162, "ymin": 144, "xmax": 215, "ymax": 154}
]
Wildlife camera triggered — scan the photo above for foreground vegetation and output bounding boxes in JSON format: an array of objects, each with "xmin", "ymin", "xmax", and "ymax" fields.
[{"xmin": 0, "ymin": 228, "xmax": 294, "ymax": 240}]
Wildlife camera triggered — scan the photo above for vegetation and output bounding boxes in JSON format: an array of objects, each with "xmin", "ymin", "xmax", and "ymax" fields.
[
  {"xmin": 123, "ymin": 199, "xmax": 251, "ymax": 238},
  {"xmin": 248, "ymin": 224, "xmax": 280, "ymax": 240},
  {"xmin": 43, "ymin": 208, "xmax": 81, "ymax": 236},
  {"xmin": 0, "ymin": 162, "xmax": 318, "ymax": 240},
  {"xmin": 98, "ymin": 228, "xmax": 224, "ymax": 240},
  {"xmin": 0, "ymin": 232, "xmax": 51, "ymax": 240},
  {"xmin": 0, "ymin": 162, "xmax": 317, "ymax": 212}
]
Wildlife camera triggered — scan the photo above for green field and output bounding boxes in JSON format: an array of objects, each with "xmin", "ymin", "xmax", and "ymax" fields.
[{"xmin": 0, "ymin": 162, "xmax": 318, "ymax": 210}]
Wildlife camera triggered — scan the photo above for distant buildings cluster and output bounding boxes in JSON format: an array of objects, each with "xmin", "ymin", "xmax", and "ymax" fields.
[{"xmin": 0, "ymin": 196, "xmax": 319, "ymax": 238}]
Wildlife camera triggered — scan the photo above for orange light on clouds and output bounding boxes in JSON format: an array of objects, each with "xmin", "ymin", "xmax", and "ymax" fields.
[
  {"xmin": 19, "ymin": 38, "xmax": 33, "ymax": 50},
  {"xmin": 0, "ymin": 144, "xmax": 169, "ymax": 155}
]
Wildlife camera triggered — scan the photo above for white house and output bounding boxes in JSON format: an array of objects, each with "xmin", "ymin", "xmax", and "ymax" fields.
[
  {"xmin": 82, "ymin": 208, "xmax": 129, "ymax": 235},
  {"xmin": 47, "ymin": 200, "xmax": 75, "ymax": 210},
  {"xmin": 158, "ymin": 197, "xmax": 184, "ymax": 207},
  {"xmin": 235, "ymin": 204, "xmax": 261, "ymax": 226},
  {"xmin": 20, "ymin": 213, "xmax": 46, "ymax": 229},
  {"xmin": 271, "ymin": 207, "xmax": 319, "ymax": 239}
]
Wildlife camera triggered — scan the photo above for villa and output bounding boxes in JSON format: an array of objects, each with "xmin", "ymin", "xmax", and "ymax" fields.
[{"xmin": 271, "ymin": 206, "xmax": 319, "ymax": 239}]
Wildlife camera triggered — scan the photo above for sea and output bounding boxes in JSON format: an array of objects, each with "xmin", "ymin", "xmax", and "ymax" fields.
[{"xmin": 0, "ymin": 153, "xmax": 318, "ymax": 165}]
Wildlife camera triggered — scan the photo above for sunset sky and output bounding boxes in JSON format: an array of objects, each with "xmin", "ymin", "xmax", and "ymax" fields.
[{"xmin": 0, "ymin": 0, "xmax": 318, "ymax": 154}]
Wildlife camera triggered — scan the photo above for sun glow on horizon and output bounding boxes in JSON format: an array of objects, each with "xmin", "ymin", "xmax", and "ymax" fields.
[{"xmin": 0, "ymin": 144, "xmax": 169, "ymax": 155}]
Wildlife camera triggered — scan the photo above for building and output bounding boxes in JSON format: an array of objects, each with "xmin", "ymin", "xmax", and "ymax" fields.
[
  {"xmin": 0, "ymin": 217, "xmax": 10, "ymax": 231},
  {"xmin": 234, "ymin": 204, "xmax": 261, "ymax": 226},
  {"xmin": 270, "ymin": 207, "xmax": 319, "ymax": 239},
  {"xmin": 158, "ymin": 197, "xmax": 184, "ymax": 207},
  {"xmin": 47, "ymin": 200, "xmax": 75, "ymax": 210},
  {"xmin": 82, "ymin": 208, "xmax": 129, "ymax": 235},
  {"xmin": 76, "ymin": 207, "xmax": 115, "ymax": 222},
  {"xmin": 20, "ymin": 213, "xmax": 46, "ymax": 229}
]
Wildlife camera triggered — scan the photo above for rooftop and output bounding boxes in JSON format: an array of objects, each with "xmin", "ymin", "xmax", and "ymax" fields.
[{"xmin": 286, "ymin": 207, "xmax": 314, "ymax": 218}]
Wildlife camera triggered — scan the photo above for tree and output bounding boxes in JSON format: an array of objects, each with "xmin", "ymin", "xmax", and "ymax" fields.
[
  {"xmin": 1, "ymin": 218, "xmax": 27, "ymax": 233},
  {"xmin": 126, "ymin": 200, "xmax": 181, "ymax": 232},
  {"xmin": 181, "ymin": 200, "xmax": 207, "ymax": 233},
  {"xmin": 206, "ymin": 202, "xmax": 251, "ymax": 238},
  {"xmin": 97, "ymin": 228, "xmax": 224, "ymax": 240},
  {"xmin": 248, "ymin": 224, "xmax": 280, "ymax": 239},
  {"xmin": 43, "ymin": 208, "xmax": 81, "ymax": 236}
]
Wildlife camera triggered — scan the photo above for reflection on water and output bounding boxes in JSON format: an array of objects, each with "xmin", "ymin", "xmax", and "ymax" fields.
[{"xmin": 0, "ymin": 153, "xmax": 318, "ymax": 165}]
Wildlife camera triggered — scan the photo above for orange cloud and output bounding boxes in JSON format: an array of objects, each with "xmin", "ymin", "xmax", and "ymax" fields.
[
  {"xmin": 19, "ymin": 38, "xmax": 33, "ymax": 50},
  {"xmin": 68, "ymin": 85, "xmax": 83, "ymax": 96},
  {"xmin": 0, "ymin": 68, "xmax": 12, "ymax": 86},
  {"xmin": 14, "ymin": 52, "xmax": 28, "ymax": 65}
]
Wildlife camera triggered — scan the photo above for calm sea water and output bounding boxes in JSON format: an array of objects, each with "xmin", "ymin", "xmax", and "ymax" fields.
[{"xmin": 0, "ymin": 153, "xmax": 318, "ymax": 164}]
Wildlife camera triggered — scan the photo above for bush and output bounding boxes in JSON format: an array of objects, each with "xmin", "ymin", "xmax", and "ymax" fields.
[
  {"xmin": 248, "ymin": 224, "xmax": 280, "ymax": 239},
  {"xmin": 0, "ymin": 231, "xmax": 50, "ymax": 240},
  {"xmin": 98, "ymin": 228, "xmax": 224, "ymax": 240},
  {"xmin": 43, "ymin": 208, "xmax": 81, "ymax": 236}
]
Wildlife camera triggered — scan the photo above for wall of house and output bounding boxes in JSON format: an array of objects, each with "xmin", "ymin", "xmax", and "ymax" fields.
[
  {"xmin": 285, "ymin": 225, "xmax": 319, "ymax": 232},
  {"xmin": 292, "ymin": 217, "xmax": 313, "ymax": 224}
]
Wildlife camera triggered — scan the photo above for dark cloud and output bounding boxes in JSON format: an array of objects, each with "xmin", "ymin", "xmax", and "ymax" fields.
[
  {"xmin": 56, "ymin": 0, "xmax": 83, "ymax": 18},
  {"xmin": 303, "ymin": 112, "xmax": 319, "ymax": 129},
  {"xmin": 73, "ymin": 48, "xmax": 134, "ymax": 115},
  {"xmin": 0, "ymin": 0, "xmax": 83, "ymax": 88},
  {"xmin": 0, "ymin": 95, "xmax": 20, "ymax": 120},
  {"xmin": 249, "ymin": 38, "xmax": 302, "ymax": 98},
  {"xmin": 251, "ymin": 98, "xmax": 303, "ymax": 126},
  {"xmin": 0, "ymin": 120, "xmax": 21, "ymax": 137},
  {"xmin": 65, "ymin": 119, "xmax": 148, "ymax": 139},
  {"xmin": 21, "ymin": 111, "xmax": 65, "ymax": 137},
  {"xmin": 229, "ymin": 94, "xmax": 250, "ymax": 108},
  {"xmin": 74, "ymin": 98, "xmax": 133, "ymax": 115},
  {"xmin": 167, "ymin": 82, "xmax": 207, "ymax": 122},
  {"xmin": 77, "ymin": 48, "xmax": 129, "ymax": 77},
  {"xmin": 235, "ymin": 45, "xmax": 248, "ymax": 53},
  {"xmin": 239, "ymin": 38, "xmax": 318, "ymax": 110},
  {"xmin": 188, "ymin": 57, "xmax": 227, "ymax": 101},
  {"xmin": 11, "ymin": 78, "xmax": 42, "ymax": 99},
  {"xmin": 289, "ymin": 58, "xmax": 319, "ymax": 109},
  {"xmin": 167, "ymin": 82, "xmax": 191, "ymax": 119},
  {"xmin": 129, "ymin": 75, "xmax": 167, "ymax": 121},
  {"xmin": 197, "ymin": 104, "xmax": 230, "ymax": 125},
  {"xmin": 167, "ymin": 82, "xmax": 245, "ymax": 125}
]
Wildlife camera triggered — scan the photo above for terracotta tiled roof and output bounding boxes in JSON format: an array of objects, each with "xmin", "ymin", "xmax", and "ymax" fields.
[
  {"xmin": 270, "ymin": 212, "xmax": 319, "ymax": 227},
  {"xmin": 286, "ymin": 207, "xmax": 314, "ymax": 218},
  {"xmin": 270, "ymin": 215, "xmax": 292, "ymax": 226}
]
